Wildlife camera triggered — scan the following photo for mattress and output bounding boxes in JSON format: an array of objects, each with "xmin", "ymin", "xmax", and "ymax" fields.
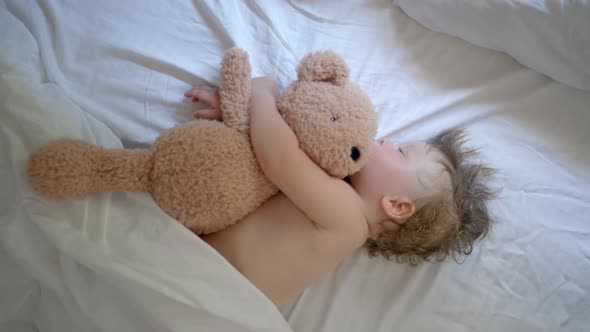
[{"xmin": 1, "ymin": 0, "xmax": 589, "ymax": 331}]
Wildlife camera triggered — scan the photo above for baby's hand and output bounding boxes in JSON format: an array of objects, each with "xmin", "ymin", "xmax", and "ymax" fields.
[{"xmin": 184, "ymin": 86, "xmax": 222, "ymax": 121}]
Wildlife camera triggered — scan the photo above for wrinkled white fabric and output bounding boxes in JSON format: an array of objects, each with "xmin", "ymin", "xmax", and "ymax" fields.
[
  {"xmin": 1, "ymin": 1, "xmax": 589, "ymax": 332},
  {"xmin": 394, "ymin": 0, "xmax": 590, "ymax": 91}
]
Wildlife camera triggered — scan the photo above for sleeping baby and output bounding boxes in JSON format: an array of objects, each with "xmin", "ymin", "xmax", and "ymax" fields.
[{"xmin": 185, "ymin": 78, "xmax": 496, "ymax": 308}]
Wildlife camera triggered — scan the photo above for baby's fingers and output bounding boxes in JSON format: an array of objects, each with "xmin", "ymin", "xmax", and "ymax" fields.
[
  {"xmin": 193, "ymin": 109, "xmax": 222, "ymax": 121},
  {"xmin": 184, "ymin": 89, "xmax": 205, "ymax": 100},
  {"xmin": 185, "ymin": 87, "xmax": 220, "ymax": 109}
]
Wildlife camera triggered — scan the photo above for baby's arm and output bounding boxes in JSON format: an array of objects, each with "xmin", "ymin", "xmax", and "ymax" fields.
[{"xmin": 250, "ymin": 77, "xmax": 367, "ymax": 234}]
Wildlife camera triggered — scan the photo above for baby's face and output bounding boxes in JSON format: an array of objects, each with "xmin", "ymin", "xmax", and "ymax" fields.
[{"xmin": 349, "ymin": 139, "xmax": 448, "ymax": 204}]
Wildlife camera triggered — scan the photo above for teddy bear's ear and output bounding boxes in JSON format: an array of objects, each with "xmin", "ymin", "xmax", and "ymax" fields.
[{"xmin": 297, "ymin": 50, "xmax": 350, "ymax": 87}]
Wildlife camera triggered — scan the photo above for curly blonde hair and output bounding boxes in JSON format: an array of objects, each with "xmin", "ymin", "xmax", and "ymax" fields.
[{"xmin": 365, "ymin": 128, "xmax": 497, "ymax": 264}]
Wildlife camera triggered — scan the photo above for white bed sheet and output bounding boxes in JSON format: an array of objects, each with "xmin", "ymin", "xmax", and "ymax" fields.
[
  {"xmin": 1, "ymin": 0, "xmax": 589, "ymax": 331},
  {"xmin": 0, "ymin": 3, "xmax": 291, "ymax": 332}
]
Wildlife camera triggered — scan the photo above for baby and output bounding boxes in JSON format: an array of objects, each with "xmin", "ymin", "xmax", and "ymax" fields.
[{"xmin": 185, "ymin": 78, "xmax": 496, "ymax": 308}]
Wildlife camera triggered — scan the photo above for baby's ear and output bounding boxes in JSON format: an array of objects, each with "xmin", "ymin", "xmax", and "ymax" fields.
[
  {"xmin": 296, "ymin": 50, "xmax": 350, "ymax": 86},
  {"xmin": 381, "ymin": 196, "xmax": 416, "ymax": 222}
]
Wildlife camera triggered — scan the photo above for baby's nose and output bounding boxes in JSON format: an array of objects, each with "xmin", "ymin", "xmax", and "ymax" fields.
[
  {"xmin": 380, "ymin": 138, "xmax": 398, "ymax": 149},
  {"xmin": 379, "ymin": 138, "xmax": 392, "ymax": 147},
  {"xmin": 350, "ymin": 146, "xmax": 361, "ymax": 161}
]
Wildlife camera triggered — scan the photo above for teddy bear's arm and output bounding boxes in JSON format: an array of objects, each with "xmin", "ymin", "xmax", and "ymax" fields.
[{"xmin": 218, "ymin": 47, "xmax": 252, "ymax": 135}]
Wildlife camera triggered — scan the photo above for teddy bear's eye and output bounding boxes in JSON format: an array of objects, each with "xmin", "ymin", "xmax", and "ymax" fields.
[{"xmin": 330, "ymin": 116, "xmax": 337, "ymax": 122}]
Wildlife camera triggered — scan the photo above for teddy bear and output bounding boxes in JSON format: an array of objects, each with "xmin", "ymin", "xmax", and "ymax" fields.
[{"xmin": 27, "ymin": 48, "xmax": 377, "ymax": 235}]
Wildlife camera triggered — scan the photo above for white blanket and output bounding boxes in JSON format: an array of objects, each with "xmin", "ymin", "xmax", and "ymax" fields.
[
  {"xmin": 1, "ymin": 1, "xmax": 589, "ymax": 332},
  {"xmin": 0, "ymin": 4, "xmax": 289, "ymax": 332}
]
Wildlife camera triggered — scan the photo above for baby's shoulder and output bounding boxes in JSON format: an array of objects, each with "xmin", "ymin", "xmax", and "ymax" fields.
[
  {"xmin": 253, "ymin": 193, "xmax": 366, "ymax": 249},
  {"xmin": 307, "ymin": 214, "xmax": 368, "ymax": 252}
]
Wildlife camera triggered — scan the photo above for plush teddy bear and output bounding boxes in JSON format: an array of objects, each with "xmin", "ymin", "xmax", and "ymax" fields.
[{"xmin": 27, "ymin": 48, "xmax": 377, "ymax": 235}]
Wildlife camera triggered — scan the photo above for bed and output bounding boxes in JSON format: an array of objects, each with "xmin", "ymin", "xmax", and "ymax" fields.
[{"xmin": 1, "ymin": 1, "xmax": 589, "ymax": 331}]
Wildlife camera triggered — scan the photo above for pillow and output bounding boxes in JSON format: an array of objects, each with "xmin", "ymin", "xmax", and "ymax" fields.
[{"xmin": 394, "ymin": 0, "xmax": 590, "ymax": 91}]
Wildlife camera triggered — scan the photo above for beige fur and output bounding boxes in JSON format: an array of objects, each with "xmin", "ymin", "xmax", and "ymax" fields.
[{"xmin": 27, "ymin": 48, "xmax": 377, "ymax": 235}]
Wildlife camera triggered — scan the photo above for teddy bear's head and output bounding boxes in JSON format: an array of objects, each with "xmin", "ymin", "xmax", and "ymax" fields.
[{"xmin": 277, "ymin": 51, "xmax": 378, "ymax": 178}]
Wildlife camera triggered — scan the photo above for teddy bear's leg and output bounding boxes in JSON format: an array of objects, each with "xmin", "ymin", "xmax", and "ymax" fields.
[
  {"xmin": 27, "ymin": 139, "xmax": 153, "ymax": 200},
  {"xmin": 149, "ymin": 121, "xmax": 279, "ymax": 235},
  {"xmin": 219, "ymin": 47, "xmax": 251, "ymax": 135}
]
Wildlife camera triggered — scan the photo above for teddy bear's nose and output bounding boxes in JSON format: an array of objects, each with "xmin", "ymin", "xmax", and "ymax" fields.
[{"xmin": 350, "ymin": 146, "xmax": 361, "ymax": 161}]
